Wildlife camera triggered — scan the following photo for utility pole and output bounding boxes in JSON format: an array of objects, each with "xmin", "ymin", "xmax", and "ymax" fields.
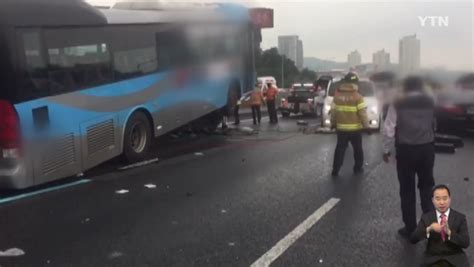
[{"xmin": 281, "ymin": 54, "xmax": 285, "ymax": 88}]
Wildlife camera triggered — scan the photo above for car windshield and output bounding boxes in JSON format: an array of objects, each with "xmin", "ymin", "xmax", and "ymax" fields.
[
  {"xmin": 315, "ymin": 80, "xmax": 330, "ymax": 90},
  {"xmin": 328, "ymin": 81, "xmax": 375, "ymax": 97},
  {"xmin": 293, "ymin": 85, "xmax": 312, "ymax": 90}
]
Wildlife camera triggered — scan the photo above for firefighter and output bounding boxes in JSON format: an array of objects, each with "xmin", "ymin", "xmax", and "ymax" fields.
[{"xmin": 331, "ymin": 72, "xmax": 370, "ymax": 176}]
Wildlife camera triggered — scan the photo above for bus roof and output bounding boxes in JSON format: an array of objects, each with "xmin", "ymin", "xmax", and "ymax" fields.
[
  {"xmin": 0, "ymin": 0, "xmax": 250, "ymax": 27},
  {"xmin": 0, "ymin": 0, "xmax": 108, "ymax": 27},
  {"xmin": 111, "ymin": 1, "xmax": 250, "ymax": 21},
  {"xmin": 100, "ymin": 9, "xmax": 233, "ymax": 25}
]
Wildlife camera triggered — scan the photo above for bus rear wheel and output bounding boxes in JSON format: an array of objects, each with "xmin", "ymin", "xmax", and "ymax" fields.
[{"xmin": 122, "ymin": 111, "xmax": 152, "ymax": 163}]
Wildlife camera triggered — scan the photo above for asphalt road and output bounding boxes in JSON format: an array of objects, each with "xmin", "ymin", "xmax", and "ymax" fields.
[{"xmin": 0, "ymin": 114, "xmax": 473, "ymax": 267}]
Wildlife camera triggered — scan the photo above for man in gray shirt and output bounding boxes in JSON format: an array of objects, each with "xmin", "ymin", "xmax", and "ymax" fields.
[{"xmin": 383, "ymin": 76, "xmax": 436, "ymax": 239}]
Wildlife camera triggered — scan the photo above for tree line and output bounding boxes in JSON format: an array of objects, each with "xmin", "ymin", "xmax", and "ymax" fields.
[{"xmin": 255, "ymin": 47, "xmax": 317, "ymax": 88}]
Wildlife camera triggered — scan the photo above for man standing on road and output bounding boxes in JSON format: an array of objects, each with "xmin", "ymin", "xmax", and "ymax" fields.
[
  {"xmin": 233, "ymin": 90, "xmax": 241, "ymax": 126},
  {"xmin": 250, "ymin": 81, "xmax": 265, "ymax": 125},
  {"xmin": 221, "ymin": 87, "xmax": 241, "ymax": 129},
  {"xmin": 411, "ymin": 184, "xmax": 470, "ymax": 267},
  {"xmin": 265, "ymin": 82, "xmax": 279, "ymax": 124},
  {"xmin": 331, "ymin": 72, "xmax": 369, "ymax": 176},
  {"xmin": 383, "ymin": 76, "xmax": 436, "ymax": 239}
]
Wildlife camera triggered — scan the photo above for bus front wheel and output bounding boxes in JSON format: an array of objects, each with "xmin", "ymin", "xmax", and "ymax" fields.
[{"xmin": 122, "ymin": 111, "xmax": 152, "ymax": 163}]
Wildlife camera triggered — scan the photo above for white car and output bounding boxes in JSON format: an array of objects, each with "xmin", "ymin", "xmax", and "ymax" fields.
[
  {"xmin": 257, "ymin": 76, "xmax": 277, "ymax": 88},
  {"xmin": 321, "ymin": 79, "xmax": 381, "ymax": 130}
]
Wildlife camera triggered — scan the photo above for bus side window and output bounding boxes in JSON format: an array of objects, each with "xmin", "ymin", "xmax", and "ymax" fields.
[
  {"xmin": 156, "ymin": 31, "xmax": 176, "ymax": 71},
  {"xmin": 156, "ymin": 29, "xmax": 192, "ymax": 71},
  {"xmin": 18, "ymin": 30, "xmax": 50, "ymax": 101},
  {"xmin": 110, "ymin": 25, "xmax": 158, "ymax": 81},
  {"xmin": 43, "ymin": 28, "xmax": 113, "ymax": 93},
  {"xmin": 46, "ymin": 43, "xmax": 111, "ymax": 92}
]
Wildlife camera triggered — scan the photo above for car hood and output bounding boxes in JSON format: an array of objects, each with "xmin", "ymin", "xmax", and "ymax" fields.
[
  {"xmin": 364, "ymin": 97, "xmax": 378, "ymax": 108},
  {"xmin": 436, "ymin": 89, "xmax": 474, "ymax": 106}
]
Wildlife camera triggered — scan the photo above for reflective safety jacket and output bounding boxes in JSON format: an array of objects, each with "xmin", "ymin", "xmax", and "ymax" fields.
[
  {"xmin": 265, "ymin": 86, "xmax": 278, "ymax": 101},
  {"xmin": 330, "ymin": 83, "xmax": 369, "ymax": 131},
  {"xmin": 250, "ymin": 89, "xmax": 264, "ymax": 106}
]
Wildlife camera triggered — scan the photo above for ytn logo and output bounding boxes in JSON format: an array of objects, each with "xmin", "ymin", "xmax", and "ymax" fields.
[{"xmin": 418, "ymin": 16, "xmax": 449, "ymax": 27}]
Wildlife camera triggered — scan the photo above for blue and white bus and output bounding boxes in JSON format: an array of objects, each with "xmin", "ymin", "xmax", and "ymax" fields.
[{"xmin": 0, "ymin": 0, "xmax": 256, "ymax": 189}]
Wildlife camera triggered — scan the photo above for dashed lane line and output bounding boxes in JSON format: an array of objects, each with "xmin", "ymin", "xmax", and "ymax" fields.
[{"xmin": 250, "ymin": 197, "xmax": 340, "ymax": 267}]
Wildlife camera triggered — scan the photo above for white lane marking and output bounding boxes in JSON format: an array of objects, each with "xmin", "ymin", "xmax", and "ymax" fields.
[
  {"xmin": 250, "ymin": 197, "xmax": 340, "ymax": 267},
  {"xmin": 194, "ymin": 152, "xmax": 204, "ymax": 156},
  {"xmin": 0, "ymin": 248, "xmax": 25, "ymax": 257},
  {"xmin": 144, "ymin": 184, "xmax": 157, "ymax": 189},
  {"xmin": 115, "ymin": 189, "xmax": 129, "ymax": 194}
]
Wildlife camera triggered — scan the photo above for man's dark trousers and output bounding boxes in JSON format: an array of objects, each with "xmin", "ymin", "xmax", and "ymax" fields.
[
  {"xmin": 233, "ymin": 104, "xmax": 240, "ymax": 124},
  {"xmin": 332, "ymin": 131, "xmax": 363, "ymax": 173},
  {"xmin": 267, "ymin": 100, "xmax": 278, "ymax": 123},
  {"xmin": 251, "ymin": 105, "xmax": 261, "ymax": 124},
  {"xmin": 396, "ymin": 143, "xmax": 435, "ymax": 232}
]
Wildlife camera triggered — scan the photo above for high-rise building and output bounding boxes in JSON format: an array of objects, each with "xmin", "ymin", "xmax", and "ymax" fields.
[
  {"xmin": 347, "ymin": 50, "xmax": 362, "ymax": 68},
  {"xmin": 372, "ymin": 49, "xmax": 391, "ymax": 71},
  {"xmin": 399, "ymin": 34, "xmax": 420, "ymax": 75},
  {"xmin": 297, "ymin": 39, "xmax": 303, "ymax": 70},
  {"xmin": 278, "ymin": 35, "xmax": 304, "ymax": 70}
]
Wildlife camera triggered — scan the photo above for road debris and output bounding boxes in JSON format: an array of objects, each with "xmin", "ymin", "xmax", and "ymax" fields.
[
  {"xmin": 297, "ymin": 120, "xmax": 309, "ymax": 126},
  {"xmin": 434, "ymin": 143, "xmax": 456, "ymax": 154},
  {"xmin": 313, "ymin": 127, "xmax": 335, "ymax": 134},
  {"xmin": 118, "ymin": 158, "xmax": 159, "ymax": 171},
  {"xmin": 108, "ymin": 251, "xmax": 124, "ymax": 259},
  {"xmin": 239, "ymin": 126, "xmax": 256, "ymax": 135}
]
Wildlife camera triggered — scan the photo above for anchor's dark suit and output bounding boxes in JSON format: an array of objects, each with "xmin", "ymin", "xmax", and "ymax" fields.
[{"xmin": 411, "ymin": 209, "xmax": 470, "ymax": 267}]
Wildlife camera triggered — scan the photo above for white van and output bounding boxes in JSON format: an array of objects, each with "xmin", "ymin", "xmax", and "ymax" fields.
[{"xmin": 257, "ymin": 76, "xmax": 277, "ymax": 90}]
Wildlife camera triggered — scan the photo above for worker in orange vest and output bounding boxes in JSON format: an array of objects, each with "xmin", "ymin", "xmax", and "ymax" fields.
[
  {"xmin": 265, "ymin": 82, "xmax": 279, "ymax": 124},
  {"xmin": 250, "ymin": 81, "xmax": 265, "ymax": 125}
]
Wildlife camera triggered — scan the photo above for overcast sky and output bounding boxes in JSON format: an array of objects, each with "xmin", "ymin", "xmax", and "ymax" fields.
[{"xmin": 87, "ymin": 0, "xmax": 473, "ymax": 71}]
